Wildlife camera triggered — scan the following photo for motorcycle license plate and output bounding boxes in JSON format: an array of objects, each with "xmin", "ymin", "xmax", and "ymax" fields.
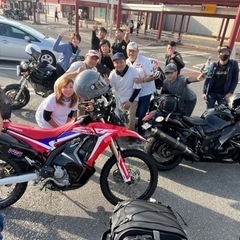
[{"xmin": 142, "ymin": 122, "xmax": 152, "ymax": 130}]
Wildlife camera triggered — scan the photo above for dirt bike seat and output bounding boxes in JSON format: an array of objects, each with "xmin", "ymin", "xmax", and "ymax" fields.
[{"xmin": 3, "ymin": 120, "xmax": 75, "ymax": 140}]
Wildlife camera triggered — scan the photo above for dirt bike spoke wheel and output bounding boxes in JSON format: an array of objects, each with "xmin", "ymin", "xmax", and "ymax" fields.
[
  {"xmin": 100, "ymin": 149, "xmax": 158, "ymax": 205},
  {"xmin": 145, "ymin": 137, "xmax": 183, "ymax": 171},
  {"xmin": 0, "ymin": 159, "xmax": 27, "ymax": 209}
]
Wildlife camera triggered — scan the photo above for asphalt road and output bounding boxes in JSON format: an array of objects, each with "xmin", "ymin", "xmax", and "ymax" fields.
[{"xmin": 0, "ymin": 19, "xmax": 240, "ymax": 240}]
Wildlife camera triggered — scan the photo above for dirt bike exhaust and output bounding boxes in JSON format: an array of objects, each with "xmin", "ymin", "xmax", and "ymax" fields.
[
  {"xmin": 0, "ymin": 172, "xmax": 39, "ymax": 185},
  {"xmin": 152, "ymin": 128, "xmax": 200, "ymax": 160}
]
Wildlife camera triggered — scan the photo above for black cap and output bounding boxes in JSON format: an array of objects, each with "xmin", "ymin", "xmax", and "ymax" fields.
[
  {"xmin": 165, "ymin": 63, "xmax": 177, "ymax": 73},
  {"xmin": 112, "ymin": 52, "xmax": 126, "ymax": 61},
  {"xmin": 218, "ymin": 45, "xmax": 231, "ymax": 53}
]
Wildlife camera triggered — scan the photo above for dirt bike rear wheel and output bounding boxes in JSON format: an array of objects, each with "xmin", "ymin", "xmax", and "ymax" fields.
[
  {"xmin": 3, "ymin": 84, "xmax": 30, "ymax": 110},
  {"xmin": 0, "ymin": 159, "xmax": 27, "ymax": 209},
  {"xmin": 145, "ymin": 137, "xmax": 183, "ymax": 171},
  {"xmin": 100, "ymin": 149, "xmax": 158, "ymax": 205}
]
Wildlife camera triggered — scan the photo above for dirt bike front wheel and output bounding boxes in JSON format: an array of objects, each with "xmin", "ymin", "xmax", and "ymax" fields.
[
  {"xmin": 3, "ymin": 84, "xmax": 30, "ymax": 110},
  {"xmin": 145, "ymin": 137, "xmax": 183, "ymax": 171},
  {"xmin": 100, "ymin": 149, "xmax": 158, "ymax": 205},
  {"xmin": 0, "ymin": 159, "xmax": 28, "ymax": 209}
]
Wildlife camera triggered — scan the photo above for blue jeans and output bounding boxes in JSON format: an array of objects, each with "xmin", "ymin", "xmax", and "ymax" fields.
[
  {"xmin": 206, "ymin": 93, "xmax": 227, "ymax": 109},
  {"xmin": 136, "ymin": 94, "xmax": 152, "ymax": 135}
]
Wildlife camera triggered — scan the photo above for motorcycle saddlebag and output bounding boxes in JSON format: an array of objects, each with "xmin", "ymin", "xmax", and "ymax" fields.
[{"xmin": 101, "ymin": 199, "xmax": 188, "ymax": 240}]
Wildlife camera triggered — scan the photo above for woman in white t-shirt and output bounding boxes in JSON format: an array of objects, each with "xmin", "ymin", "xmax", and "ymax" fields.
[{"xmin": 36, "ymin": 77, "xmax": 78, "ymax": 129}]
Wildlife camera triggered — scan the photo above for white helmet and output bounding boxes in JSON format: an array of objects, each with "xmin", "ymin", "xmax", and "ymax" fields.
[
  {"xmin": 74, "ymin": 70, "xmax": 109, "ymax": 100},
  {"xmin": 25, "ymin": 44, "xmax": 41, "ymax": 60}
]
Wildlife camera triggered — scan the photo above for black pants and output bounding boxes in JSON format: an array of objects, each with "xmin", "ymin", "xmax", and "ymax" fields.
[
  {"xmin": 185, "ymin": 99, "xmax": 197, "ymax": 116},
  {"xmin": 56, "ymin": 63, "xmax": 66, "ymax": 78}
]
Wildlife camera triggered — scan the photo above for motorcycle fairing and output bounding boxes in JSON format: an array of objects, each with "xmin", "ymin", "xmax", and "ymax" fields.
[{"xmin": 218, "ymin": 121, "xmax": 240, "ymax": 146}]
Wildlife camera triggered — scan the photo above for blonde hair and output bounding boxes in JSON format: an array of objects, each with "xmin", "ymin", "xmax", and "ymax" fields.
[{"xmin": 54, "ymin": 77, "xmax": 78, "ymax": 108}]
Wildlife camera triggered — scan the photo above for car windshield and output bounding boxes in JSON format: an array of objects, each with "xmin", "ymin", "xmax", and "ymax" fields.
[{"xmin": 18, "ymin": 24, "xmax": 48, "ymax": 39}]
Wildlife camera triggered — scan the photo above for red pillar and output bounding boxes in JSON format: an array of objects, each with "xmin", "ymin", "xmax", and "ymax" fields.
[
  {"xmin": 228, "ymin": 4, "xmax": 240, "ymax": 49},
  {"xmin": 220, "ymin": 18, "xmax": 230, "ymax": 46},
  {"xmin": 178, "ymin": 15, "xmax": 185, "ymax": 42},
  {"xmin": 185, "ymin": 15, "xmax": 190, "ymax": 34},
  {"xmin": 33, "ymin": 2, "xmax": 36, "ymax": 23},
  {"xmin": 116, "ymin": 0, "xmax": 122, "ymax": 29},
  {"xmin": 75, "ymin": 0, "xmax": 79, "ymax": 34},
  {"xmin": 157, "ymin": 12, "xmax": 164, "ymax": 40},
  {"xmin": 171, "ymin": 15, "xmax": 177, "ymax": 33},
  {"xmin": 217, "ymin": 18, "xmax": 225, "ymax": 41},
  {"xmin": 236, "ymin": 27, "xmax": 240, "ymax": 41}
]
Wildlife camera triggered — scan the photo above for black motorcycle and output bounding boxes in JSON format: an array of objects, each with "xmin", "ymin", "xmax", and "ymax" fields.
[
  {"xmin": 143, "ymin": 94, "xmax": 240, "ymax": 171},
  {"xmin": 3, "ymin": 52, "xmax": 57, "ymax": 110}
]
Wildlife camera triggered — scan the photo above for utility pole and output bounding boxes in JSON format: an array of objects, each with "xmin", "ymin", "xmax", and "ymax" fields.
[
  {"xmin": 109, "ymin": 0, "xmax": 114, "ymax": 38},
  {"xmin": 75, "ymin": 0, "xmax": 79, "ymax": 34},
  {"xmin": 32, "ymin": 0, "xmax": 36, "ymax": 23},
  {"xmin": 44, "ymin": 0, "xmax": 47, "ymax": 23}
]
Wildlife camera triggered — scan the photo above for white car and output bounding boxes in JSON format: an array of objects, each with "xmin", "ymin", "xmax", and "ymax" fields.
[{"xmin": 0, "ymin": 19, "xmax": 59, "ymax": 65}]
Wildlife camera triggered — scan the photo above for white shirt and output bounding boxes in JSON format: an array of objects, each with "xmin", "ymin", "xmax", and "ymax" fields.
[
  {"xmin": 35, "ymin": 93, "xmax": 78, "ymax": 129},
  {"xmin": 126, "ymin": 54, "xmax": 155, "ymax": 97},
  {"xmin": 109, "ymin": 66, "xmax": 141, "ymax": 103}
]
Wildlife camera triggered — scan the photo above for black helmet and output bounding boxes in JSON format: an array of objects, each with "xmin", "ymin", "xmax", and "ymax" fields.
[
  {"xmin": 74, "ymin": 70, "xmax": 109, "ymax": 100},
  {"xmin": 25, "ymin": 44, "xmax": 41, "ymax": 60}
]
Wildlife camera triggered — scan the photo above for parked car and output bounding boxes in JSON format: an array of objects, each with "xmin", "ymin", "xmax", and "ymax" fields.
[
  {"xmin": 0, "ymin": 19, "xmax": 59, "ymax": 65},
  {"xmin": 0, "ymin": 15, "xmax": 7, "ymax": 20}
]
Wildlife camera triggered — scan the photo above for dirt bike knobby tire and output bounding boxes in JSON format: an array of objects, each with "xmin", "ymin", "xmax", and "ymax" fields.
[
  {"xmin": 0, "ymin": 159, "xmax": 28, "ymax": 209},
  {"xmin": 100, "ymin": 149, "xmax": 158, "ymax": 205}
]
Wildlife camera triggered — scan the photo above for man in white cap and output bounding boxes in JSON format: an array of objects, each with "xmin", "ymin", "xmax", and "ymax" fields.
[
  {"xmin": 126, "ymin": 41, "xmax": 155, "ymax": 136},
  {"xmin": 64, "ymin": 49, "xmax": 99, "ymax": 80}
]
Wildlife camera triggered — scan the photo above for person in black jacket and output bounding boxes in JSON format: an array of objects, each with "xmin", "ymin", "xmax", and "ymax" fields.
[
  {"xmin": 91, "ymin": 25, "xmax": 107, "ymax": 50},
  {"xmin": 165, "ymin": 41, "xmax": 185, "ymax": 74},
  {"xmin": 198, "ymin": 45, "xmax": 239, "ymax": 109}
]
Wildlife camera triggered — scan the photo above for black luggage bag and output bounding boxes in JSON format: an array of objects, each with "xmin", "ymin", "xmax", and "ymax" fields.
[{"xmin": 101, "ymin": 199, "xmax": 188, "ymax": 240}]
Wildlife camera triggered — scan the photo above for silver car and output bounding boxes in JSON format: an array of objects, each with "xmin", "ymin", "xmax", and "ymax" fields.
[{"xmin": 0, "ymin": 19, "xmax": 58, "ymax": 65}]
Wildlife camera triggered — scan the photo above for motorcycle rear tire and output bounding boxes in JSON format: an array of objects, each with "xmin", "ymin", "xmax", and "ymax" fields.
[
  {"xmin": 145, "ymin": 137, "xmax": 183, "ymax": 171},
  {"xmin": 100, "ymin": 149, "xmax": 158, "ymax": 205},
  {"xmin": 3, "ymin": 84, "xmax": 30, "ymax": 110},
  {"xmin": 0, "ymin": 159, "xmax": 27, "ymax": 209}
]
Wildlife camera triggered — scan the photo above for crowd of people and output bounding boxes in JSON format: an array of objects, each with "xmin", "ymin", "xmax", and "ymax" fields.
[{"xmin": 25, "ymin": 23, "xmax": 239, "ymax": 146}]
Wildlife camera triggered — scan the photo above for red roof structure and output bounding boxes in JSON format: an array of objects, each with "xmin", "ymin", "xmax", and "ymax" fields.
[{"xmin": 144, "ymin": 0, "xmax": 239, "ymax": 8}]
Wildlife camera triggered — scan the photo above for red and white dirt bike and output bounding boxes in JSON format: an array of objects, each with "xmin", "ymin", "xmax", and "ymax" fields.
[{"xmin": 0, "ymin": 95, "xmax": 158, "ymax": 208}]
